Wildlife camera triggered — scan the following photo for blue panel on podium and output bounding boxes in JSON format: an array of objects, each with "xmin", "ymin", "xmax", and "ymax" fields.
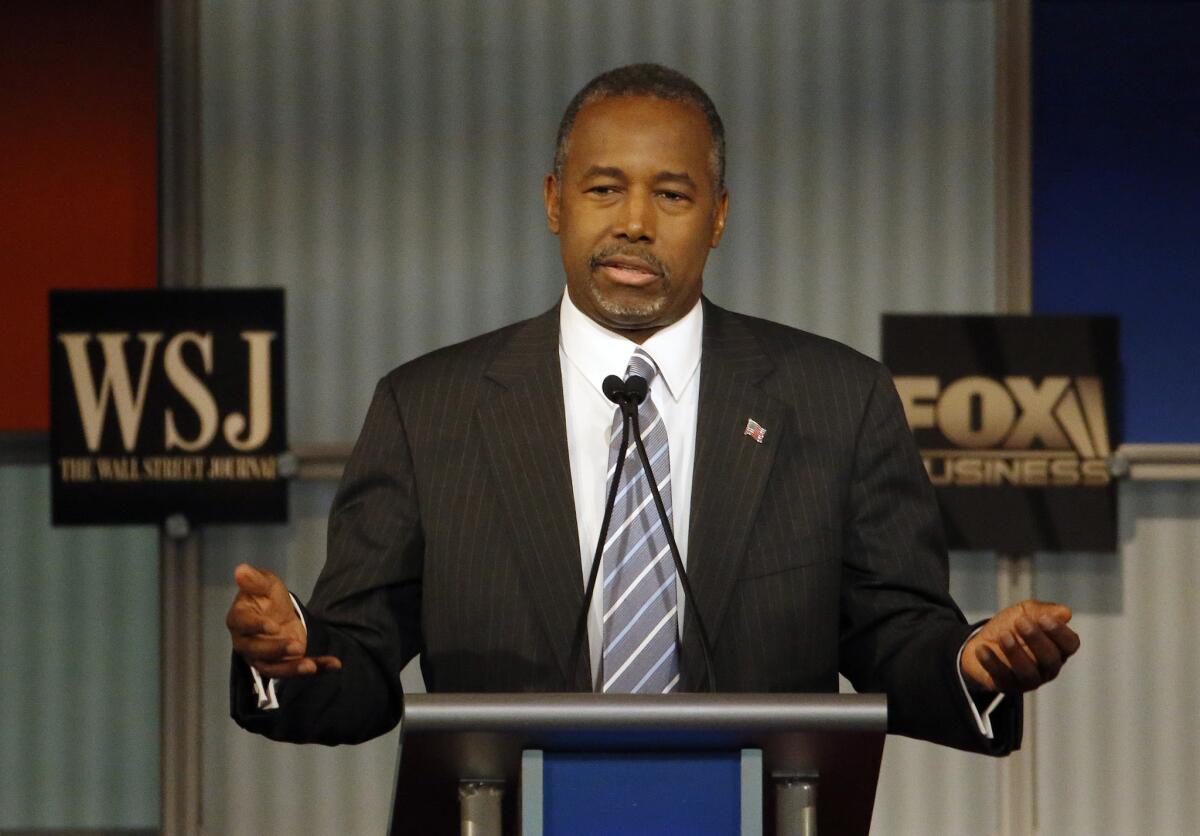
[{"xmin": 542, "ymin": 751, "xmax": 741, "ymax": 835}]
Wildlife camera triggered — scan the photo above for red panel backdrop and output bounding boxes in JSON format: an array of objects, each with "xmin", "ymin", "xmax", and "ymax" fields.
[{"xmin": 0, "ymin": 1, "xmax": 157, "ymax": 432}]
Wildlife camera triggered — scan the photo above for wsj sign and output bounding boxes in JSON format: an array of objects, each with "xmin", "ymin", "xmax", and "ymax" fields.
[
  {"xmin": 882, "ymin": 315, "xmax": 1119, "ymax": 552},
  {"xmin": 49, "ymin": 290, "xmax": 287, "ymax": 525}
]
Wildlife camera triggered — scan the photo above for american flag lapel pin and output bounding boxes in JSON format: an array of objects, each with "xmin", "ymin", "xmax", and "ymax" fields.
[{"xmin": 744, "ymin": 418, "xmax": 766, "ymax": 444}]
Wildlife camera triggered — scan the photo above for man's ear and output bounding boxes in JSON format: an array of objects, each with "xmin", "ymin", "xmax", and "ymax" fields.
[
  {"xmin": 710, "ymin": 188, "xmax": 729, "ymax": 248},
  {"xmin": 543, "ymin": 172, "xmax": 561, "ymax": 234}
]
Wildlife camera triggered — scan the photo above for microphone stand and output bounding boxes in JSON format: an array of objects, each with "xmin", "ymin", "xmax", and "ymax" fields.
[
  {"xmin": 567, "ymin": 375, "xmax": 718, "ymax": 693},
  {"xmin": 566, "ymin": 400, "xmax": 632, "ymax": 690},
  {"xmin": 627, "ymin": 397, "xmax": 717, "ymax": 693}
]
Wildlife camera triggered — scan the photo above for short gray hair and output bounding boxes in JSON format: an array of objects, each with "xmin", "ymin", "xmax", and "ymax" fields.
[{"xmin": 553, "ymin": 63, "xmax": 726, "ymax": 193}]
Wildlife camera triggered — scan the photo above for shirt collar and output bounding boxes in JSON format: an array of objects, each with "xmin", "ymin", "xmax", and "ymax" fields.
[{"xmin": 559, "ymin": 288, "xmax": 703, "ymax": 403}]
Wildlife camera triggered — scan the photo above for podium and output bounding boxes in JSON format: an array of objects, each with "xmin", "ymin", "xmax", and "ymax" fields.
[{"xmin": 391, "ymin": 693, "xmax": 886, "ymax": 835}]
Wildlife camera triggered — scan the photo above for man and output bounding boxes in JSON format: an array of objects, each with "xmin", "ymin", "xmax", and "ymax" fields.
[{"xmin": 229, "ymin": 64, "xmax": 1078, "ymax": 753}]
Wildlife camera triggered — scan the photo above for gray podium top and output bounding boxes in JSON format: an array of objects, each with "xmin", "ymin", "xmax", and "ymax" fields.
[{"xmin": 393, "ymin": 693, "xmax": 887, "ymax": 835}]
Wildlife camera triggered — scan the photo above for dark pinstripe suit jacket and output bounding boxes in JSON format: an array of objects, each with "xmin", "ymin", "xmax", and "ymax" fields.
[{"xmin": 232, "ymin": 299, "xmax": 1019, "ymax": 755}]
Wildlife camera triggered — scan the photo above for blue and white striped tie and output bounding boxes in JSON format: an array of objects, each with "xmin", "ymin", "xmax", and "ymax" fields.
[{"xmin": 600, "ymin": 349, "xmax": 680, "ymax": 694}]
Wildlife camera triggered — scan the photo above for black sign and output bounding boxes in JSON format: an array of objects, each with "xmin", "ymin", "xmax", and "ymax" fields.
[
  {"xmin": 49, "ymin": 289, "xmax": 287, "ymax": 525},
  {"xmin": 882, "ymin": 315, "xmax": 1119, "ymax": 552}
]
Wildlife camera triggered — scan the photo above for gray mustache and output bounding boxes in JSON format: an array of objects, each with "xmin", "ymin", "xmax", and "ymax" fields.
[{"xmin": 589, "ymin": 246, "xmax": 668, "ymax": 278}]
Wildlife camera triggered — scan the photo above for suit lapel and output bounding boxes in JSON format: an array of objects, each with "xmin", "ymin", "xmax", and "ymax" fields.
[
  {"xmin": 681, "ymin": 300, "xmax": 785, "ymax": 690},
  {"xmin": 476, "ymin": 306, "xmax": 589, "ymax": 689}
]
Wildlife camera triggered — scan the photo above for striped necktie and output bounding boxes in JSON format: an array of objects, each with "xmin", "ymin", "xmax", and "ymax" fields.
[{"xmin": 600, "ymin": 349, "xmax": 680, "ymax": 694}]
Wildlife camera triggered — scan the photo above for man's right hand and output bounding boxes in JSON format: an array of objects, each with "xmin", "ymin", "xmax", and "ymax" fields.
[{"xmin": 226, "ymin": 563, "xmax": 342, "ymax": 678}]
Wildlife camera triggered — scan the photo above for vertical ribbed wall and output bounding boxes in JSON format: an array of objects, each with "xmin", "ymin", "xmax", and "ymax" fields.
[
  {"xmin": 1035, "ymin": 481, "xmax": 1200, "ymax": 836},
  {"xmin": 198, "ymin": 0, "xmax": 998, "ymax": 443},
  {"xmin": 2, "ymin": 3, "xmax": 1192, "ymax": 834},
  {"xmin": 0, "ymin": 466, "xmax": 159, "ymax": 829},
  {"xmin": 182, "ymin": 1, "xmax": 1200, "ymax": 834},
  {"xmin": 196, "ymin": 3, "xmax": 1001, "ymax": 832}
]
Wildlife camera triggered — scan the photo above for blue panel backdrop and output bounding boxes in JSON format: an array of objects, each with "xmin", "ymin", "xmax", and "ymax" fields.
[{"xmin": 1032, "ymin": 1, "xmax": 1200, "ymax": 442}]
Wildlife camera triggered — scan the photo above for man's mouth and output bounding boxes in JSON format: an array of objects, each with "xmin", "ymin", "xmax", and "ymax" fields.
[{"xmin": 592, "ymin": 253, "xmax": 663, "ymax": 287}]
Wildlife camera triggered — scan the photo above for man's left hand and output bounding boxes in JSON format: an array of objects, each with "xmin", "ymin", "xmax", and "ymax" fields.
[{"xmin": 961, "ymin": 600, "xmax": 1080, "ymax": 694}]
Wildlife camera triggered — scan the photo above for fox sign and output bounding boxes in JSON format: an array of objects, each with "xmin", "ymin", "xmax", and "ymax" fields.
[
  {"xmin": 882, "ymin": 315, "xmax": 1120, "ymax": 552},
  {"xmin": 49, "ymin": 290, "xmax": 287, "ymax": 525}
]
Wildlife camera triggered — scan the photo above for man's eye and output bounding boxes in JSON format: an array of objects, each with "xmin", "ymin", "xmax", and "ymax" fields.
[
  {"xmin": 659, "ymin": 191, "xmax": 687, "ymax": 202},
  {"xmin": 588, "ymin": 186, "xmax": 617, "ymax": 195}
]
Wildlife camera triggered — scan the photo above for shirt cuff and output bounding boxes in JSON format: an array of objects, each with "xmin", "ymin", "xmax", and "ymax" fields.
[
  {"xmin": 249, "ymin": 593, "xmax": 307, "ymax": 711},
  {"xmin": 250, "ymin": 666, "xmax": 279, "ymax": 710},
  {"xmin": 956, "ymin": 625, "xmax": 1005, "ymax": 739}
]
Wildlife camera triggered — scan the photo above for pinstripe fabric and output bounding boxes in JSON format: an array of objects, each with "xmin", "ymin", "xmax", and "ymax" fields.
[
  {"xmin": 232, "ymin": 298, "xmax": 1015, "ymax": 756},
  {"xmin": 600, "ymin": 351, "xmax": 679, "ymax": 694}
]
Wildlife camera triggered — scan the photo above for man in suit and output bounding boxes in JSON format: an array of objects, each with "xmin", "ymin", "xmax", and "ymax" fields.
[{"xmin": 228, "ymin": 64, "xmax": 1078, "ymax": 755}]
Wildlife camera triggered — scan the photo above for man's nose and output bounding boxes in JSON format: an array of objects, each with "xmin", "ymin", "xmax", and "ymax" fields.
[{"xmin": 614, "ymin": 190, "xmax": 654, "ymax": 242}]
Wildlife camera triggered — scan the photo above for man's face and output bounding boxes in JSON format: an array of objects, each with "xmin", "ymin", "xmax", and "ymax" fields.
[{"xmin": 544, "ymin": 95, "xmax": 729, "ymax": 341}]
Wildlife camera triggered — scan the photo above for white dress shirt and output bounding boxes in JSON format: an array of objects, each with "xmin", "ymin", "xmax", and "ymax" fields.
[
  {"xmin": 558, "ymin": 289, "xmax": 702, "ymax": 685},
  {"xmin": 255, "ymin": 289, "xmax": 1001, "ymax": 738}
]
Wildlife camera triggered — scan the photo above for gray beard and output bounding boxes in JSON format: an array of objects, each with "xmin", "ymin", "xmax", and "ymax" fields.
[{"xmin": 587, "ymin": 276, "xmax": 670, "ymax": 325}]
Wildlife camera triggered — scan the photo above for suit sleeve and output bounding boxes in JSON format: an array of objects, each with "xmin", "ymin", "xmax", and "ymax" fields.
[
  {"xmin": 230, "ymin": 376, "xmax": 424, "ymax": 744},
  {"xmin": 838, "ymin": 363, "xmax": 1021, "ymax": 755}
]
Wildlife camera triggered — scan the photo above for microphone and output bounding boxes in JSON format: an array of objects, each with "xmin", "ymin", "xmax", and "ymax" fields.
[
  {"xmin": 567, "ymin": 373, "xmax": 718, "ymax": 693},
  {"xmin": 602, "ymin": 373, "xmax": 648, "ymax": 409}
]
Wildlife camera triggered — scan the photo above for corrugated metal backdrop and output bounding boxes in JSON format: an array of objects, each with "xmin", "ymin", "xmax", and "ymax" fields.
[
  {"xmin": 0, "ymin": 466, "xmax": 159, "ymax": 829},
  {"xmin": 3, "ymin": 1, "xmax": 1196, "ymax": 834},
  {"xmin": 196, "ymin": 2, "xmax": 1003, "ymax": 833},
  {"xmin": 198, "ymin": 0, "xmax": 998, "ymax": 441},
  {"xmin": 1035, "ymin": 481, "xmax": 1200, "ymax": 836},
  {"xmin": 192, "ymin": 1, "xmax": 1199, "ymax": 833}
]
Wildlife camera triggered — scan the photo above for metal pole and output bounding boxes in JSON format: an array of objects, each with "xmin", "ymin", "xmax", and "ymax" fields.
[
  {"xmin": 459, "ymin": 781, "xmax": 505, "ymax": 836},
  {"xmin": 773, "ymin": 775, "xmax": 818, "ymax": 836},
  {"xmin": 995, "ymin": 4, "xmax": 1036, "ymax": 833},
  {"xmin": 160, "ymin": 526, "xmax": 203, "ymax": 836},
  {"xmin": 994, "ymin": 0, "xmax": 1033, "ymax": 314},
  {"xmin": 158, "ymin": 1, "xmax": 203, "ymax": 831},
  {"xmin": 997, "ymin": 553, "xmax": 1037, "ymax": 836}
]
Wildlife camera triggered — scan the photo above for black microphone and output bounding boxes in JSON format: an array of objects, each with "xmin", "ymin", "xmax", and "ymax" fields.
[
  {"xmin": 566, "ymin": 373, "xmax": 717, "ymax": 693},
  {"xmin": 602, "ymin": 373, "xmax": 648, "ymax": 409}
]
